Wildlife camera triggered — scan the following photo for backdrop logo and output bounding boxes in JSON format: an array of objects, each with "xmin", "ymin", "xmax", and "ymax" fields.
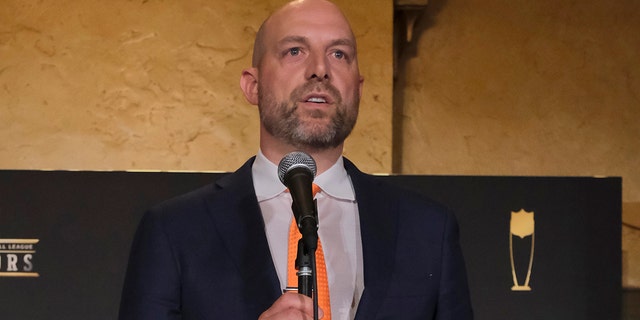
[
  {"xmin": 0, "ymin": 239, "xmax": 40, "ymax": 277},
  {"xmin": 509, "ymin": 209, "xmax": 534, "ymax": 291}
]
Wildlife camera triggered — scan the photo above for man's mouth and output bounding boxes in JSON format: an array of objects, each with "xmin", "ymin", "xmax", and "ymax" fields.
[
  {"xmin": 302, "ymin": 92, "xmax": 334, "ymax": 104},
  {"xmin": 306, "ymin": 97, "xmax": 327, "ymax": 103}
]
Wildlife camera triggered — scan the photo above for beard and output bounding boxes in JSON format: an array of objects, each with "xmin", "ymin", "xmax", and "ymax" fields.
[{"xmin": 258, "ymin": 81, "xmax": 359, "ymax": 150}]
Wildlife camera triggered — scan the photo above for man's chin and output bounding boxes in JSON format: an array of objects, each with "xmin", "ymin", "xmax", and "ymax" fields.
[
  {"xmin": 297, "ymin": 122, "xmax": 334, "ymax": 137},
  {"xmin": 289, "ymin": 129, "xmax": 338, "ymax": 149}
]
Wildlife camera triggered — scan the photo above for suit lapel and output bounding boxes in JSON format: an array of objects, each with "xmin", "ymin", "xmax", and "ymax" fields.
[
  {"xmin": 205, "ymin": 158, "xmax": 281, "ymax": 315},
  {"xmin": 345, "ymin": 159, "xmax": 398, "ymax": 320}
]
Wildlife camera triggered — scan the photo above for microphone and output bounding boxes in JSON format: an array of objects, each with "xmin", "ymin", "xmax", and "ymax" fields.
[{"xmin": 278, "ymin": 151, "xmax": 318, "ymax": 252}]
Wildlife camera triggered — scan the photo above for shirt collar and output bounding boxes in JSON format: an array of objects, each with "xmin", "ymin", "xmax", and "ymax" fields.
[
  {"xmin": 314, "ymin": 157, "xmax": 356, "ymax": 201},
  {"xmin": 252, "ymin": 150, "xmax": 286, "ymax": 202},
  {"xmin": 252, "ymin": 150, "xmax": 356, "ymax": 202}
]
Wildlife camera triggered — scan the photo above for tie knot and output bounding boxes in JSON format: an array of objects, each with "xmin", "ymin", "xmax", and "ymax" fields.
[{"xmin": 284, "ymin": 183, "xmax": 321, "ymax": 198}]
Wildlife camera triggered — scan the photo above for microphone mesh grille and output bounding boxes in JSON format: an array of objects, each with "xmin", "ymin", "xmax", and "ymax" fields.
[{"xmin": 277, "ymin": 151, "xmax": 317, "ymax": 184}]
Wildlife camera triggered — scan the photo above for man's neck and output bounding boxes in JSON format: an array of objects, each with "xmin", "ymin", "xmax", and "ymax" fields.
[{"xmin": 260, "ymin": 139, "xmax": 344, "ymax": 176}]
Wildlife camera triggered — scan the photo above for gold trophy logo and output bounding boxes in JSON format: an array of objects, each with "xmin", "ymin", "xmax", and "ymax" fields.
[{"xmin": 509, "ymin": 209, "xmax": 534, "ymax": 291}]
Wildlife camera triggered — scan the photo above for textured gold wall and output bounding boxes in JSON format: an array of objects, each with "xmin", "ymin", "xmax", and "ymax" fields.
[
  {"xmin": 0, "ymin": 0, "xmax": 393, "ymax": 173},
  {"xmin": 397, "ymin": 0, "xmax": 640, "ymax": 287}
]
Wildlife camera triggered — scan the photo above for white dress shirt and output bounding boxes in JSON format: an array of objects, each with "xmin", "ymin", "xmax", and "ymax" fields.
[{"xmin": 252, "ymin": 151, "xmax": 364, "ymax": 319}]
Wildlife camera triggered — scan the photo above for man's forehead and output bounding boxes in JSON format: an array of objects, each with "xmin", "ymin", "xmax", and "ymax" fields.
[
  {"xmin": 266, "ymin": 0, "xmax": 353, "ymax": 34},
  {"xmin": 266, "ymin": 11, "xmax": 355, "ymax": 43},
  {"xmin": 274, "ymin": 0, "xmax": 343, "ymax": 18}
]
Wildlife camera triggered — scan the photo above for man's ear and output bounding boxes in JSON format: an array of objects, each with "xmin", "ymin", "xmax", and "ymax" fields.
[{"xmin": 240, "ymin": 67, "xmax": 259, "ymax": 105}]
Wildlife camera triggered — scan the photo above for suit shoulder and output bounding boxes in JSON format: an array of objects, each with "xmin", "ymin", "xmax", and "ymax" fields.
[
  {"xmin": 152, "ymin": 182, "xmax": 215, "ymax": 212},
  {"xmin": 133, "ymin": 183, "xmax": 217, "ymax": 234},
  {"xmin": 358, "ymin": 172, "xmax": 452, "ymax": 214}
]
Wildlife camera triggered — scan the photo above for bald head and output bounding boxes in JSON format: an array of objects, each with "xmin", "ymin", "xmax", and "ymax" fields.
[{"xmin": 251, "ymin": 0, "xmax": 357, "ymax": 68}]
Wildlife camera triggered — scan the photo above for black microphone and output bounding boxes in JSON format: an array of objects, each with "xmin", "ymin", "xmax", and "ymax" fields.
[{"xmin": 278, "ymin": 151, "xmax": 318, "ymax": 252}]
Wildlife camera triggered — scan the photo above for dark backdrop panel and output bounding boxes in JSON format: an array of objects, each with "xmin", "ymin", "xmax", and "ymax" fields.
[
  {"xmin": 385, "ymin": 175, "xmax": 621, "ymax": 320},
  {"xmin": 0, "ymin": 170, "xmax": 222, "ymax": 320},
  {"xmin": 0, "ymin": 171, "xmax": 620, "ymax": 320}
]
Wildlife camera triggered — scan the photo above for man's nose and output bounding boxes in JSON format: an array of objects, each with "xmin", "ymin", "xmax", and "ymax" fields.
[{"xmin": 306, "ymin": 52, "xmax": 329, "ymax": 81}]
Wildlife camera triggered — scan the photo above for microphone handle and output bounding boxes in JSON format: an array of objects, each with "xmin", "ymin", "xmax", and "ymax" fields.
[
  {"xmin": 298, "ymin": 266, "xmax": 313, "ymax": 297},
  {"xmin": 295, "ymin": 239, "xmax": 313, "ymax": 298}
]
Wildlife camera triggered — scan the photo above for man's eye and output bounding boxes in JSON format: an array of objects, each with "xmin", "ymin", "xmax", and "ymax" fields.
[
  {"xmin": 288, "ymin": 48, "xmax": 301, "ymax": 56},
  {"xmin": 333, "ymin": 50, "xmax": 345, "ymax": 59}
]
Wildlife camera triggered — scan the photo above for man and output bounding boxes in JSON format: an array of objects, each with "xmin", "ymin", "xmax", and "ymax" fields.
[{"xmin": 119, "ymin": 0, "xmax": 473, "ymax": 319}]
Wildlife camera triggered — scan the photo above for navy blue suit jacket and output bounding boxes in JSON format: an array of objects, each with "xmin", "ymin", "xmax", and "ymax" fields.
[{"xmin": 119, "ymin": 158, "xmax": 473, "ymax": 319}]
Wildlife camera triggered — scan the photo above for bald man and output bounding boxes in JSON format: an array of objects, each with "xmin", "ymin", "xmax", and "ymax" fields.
[{"xmin": 119, "ymin": 1, "xmax": 473, "ymax": 319}]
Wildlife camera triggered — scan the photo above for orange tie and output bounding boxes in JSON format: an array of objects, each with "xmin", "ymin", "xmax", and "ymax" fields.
[{"xmin": 287, "ymin": 184, "xmax": 331, "ymax": 319}]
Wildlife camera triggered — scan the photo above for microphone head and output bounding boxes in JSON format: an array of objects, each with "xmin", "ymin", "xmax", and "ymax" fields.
[{"xmin": 277, "ymin": 151, "xmax": 317, "ymax": 185}]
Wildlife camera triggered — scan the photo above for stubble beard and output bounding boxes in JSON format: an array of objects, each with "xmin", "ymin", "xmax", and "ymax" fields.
[{"xmin": 258, "ymin": 82, "xmax": 359, "ymax": 151}]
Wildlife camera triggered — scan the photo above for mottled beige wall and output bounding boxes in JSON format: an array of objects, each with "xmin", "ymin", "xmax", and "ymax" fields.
[
  {"xmin": 397, "ymin": 0, "xmax": 640, "ymax": 287},
  {"xmin": 0, "ymin": 0, "xmax": 392, "ymax": 173}
]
